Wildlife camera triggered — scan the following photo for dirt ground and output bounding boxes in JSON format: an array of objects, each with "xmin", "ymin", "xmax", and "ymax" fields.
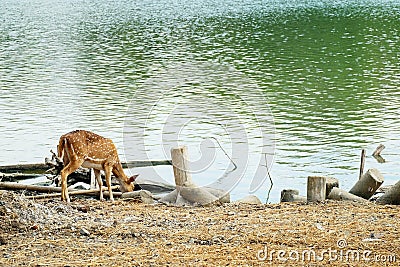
[{"xmin": 0, "ymin": 191, "xmax": 398, "ymax": 267}]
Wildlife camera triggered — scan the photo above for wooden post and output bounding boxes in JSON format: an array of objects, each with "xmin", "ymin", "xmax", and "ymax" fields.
[
  {"xmin": 171, "ymin": 146, "xmax": 194, "ymax": 188},
  {"xmin": 359, "ymin": 149, "xmax": 366, "ymax": 180},
  {"xmin": 349, "ymin": 169, "xmax": 384, "ymax": 199},
  {"xmin": 280, "ymin": 189, "xmax": 306, "ymax": 202},
  {"xmin": 327, "ymin": 187, "xmax": 368, "ymax": 203},
  {"xmin": 376, "ymin": 180, "xmax": 400, "ymax": 205},
  {"xmin": 307, "ymin": 176, "xmax": 326, "ymax": 202}
]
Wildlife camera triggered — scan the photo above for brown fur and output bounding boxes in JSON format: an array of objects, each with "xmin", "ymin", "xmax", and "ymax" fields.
[{"xmin": 57, "ymin": 130, "xmax": 137, "ymax": 202}]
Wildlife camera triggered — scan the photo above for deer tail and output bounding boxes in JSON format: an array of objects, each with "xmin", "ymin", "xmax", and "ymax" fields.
[{"xmin": 57, "ymin": 137, "xmax": 66, "ymax": 159}]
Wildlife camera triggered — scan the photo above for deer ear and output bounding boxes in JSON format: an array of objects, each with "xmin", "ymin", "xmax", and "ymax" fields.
[{"xmin": 128, "ymin": 174, "xmax": 139, "ymax": 183}]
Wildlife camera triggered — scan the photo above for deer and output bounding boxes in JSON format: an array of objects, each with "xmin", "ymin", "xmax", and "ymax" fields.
[{"xmin": 57, "ymin": 130, "xmax": 138, "ymax": 202}]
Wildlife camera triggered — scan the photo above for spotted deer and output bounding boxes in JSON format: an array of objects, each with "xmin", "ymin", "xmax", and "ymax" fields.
[{"xmin": 57, "ymin": 130, "xmax": 138, "ymax": 202}]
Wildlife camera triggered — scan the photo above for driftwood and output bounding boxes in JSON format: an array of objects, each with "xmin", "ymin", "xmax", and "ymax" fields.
[
  {"xmin": 280, "ymin": 189, "xmax": 306, "ymax": 203},
  {"xmin": 0, "ymin": 173, "xmax": 45, "ymax": 181},
  {"xmin": 372, "ymin": 144, "xmax": 385, "ymax": 163},
  {"xmin": 327, "ymin": 187, "xmax": 368, "ymax": 203},
  {"xmin": 0, "ymin": 160, "xmax": 171, "ymax": 174},
  {"xmin": 0, "ymin": 182, "xmax": 64, "ymax": 193},
  {"xmin": 25, "ymin": 186, "xmax": 119, "ymax": 200},
  {"xmin": 307, "ymin": 176, "xmax": 326, "ymax": 202},
  {"xmin": 349, "ymin": 169, "xmax": 384, "ymax": 199},
  {"xmin": 376, "ymin": 180, "xmax": 400, "ymax": 205}
]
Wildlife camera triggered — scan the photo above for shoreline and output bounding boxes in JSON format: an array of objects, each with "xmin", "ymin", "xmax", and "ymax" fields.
[{"xmin": 0, "ymin": 191, "xmax": 398, "ymax": 266}]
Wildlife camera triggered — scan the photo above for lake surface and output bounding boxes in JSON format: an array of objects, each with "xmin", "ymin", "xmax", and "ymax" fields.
[{"xmin": 1, "ymin": 0, "xmax": 400, "ymax": 202}]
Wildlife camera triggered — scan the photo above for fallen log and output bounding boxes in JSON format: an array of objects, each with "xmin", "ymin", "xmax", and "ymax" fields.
[
  {"xmin": 307, "ymin": 176, "xmax": 326, "ymax": 202},
  {"xmin": 327, "ymin": 187, "xmax": 367, "ymax": 203},
  {"xmin": 349, "ymin": 169, "xmax": 384, "ymax": 199},
  {"xmin": 0, "ymin": 173, "xmax": 45, "ymax": 181},
  {"xmin": 0, "ymin": 182, "xmax": 64, "ymax": 193},
  {"xmin": 25, "ymin": 186, "xmax": 119, "ymax": 200},
  {"xmin": 0, "ymin": 160, "xmax": 172, "ymax": 174},
  {"xmin": 376, "ymin": 180, "xmax": 400, "ymax": 205}
]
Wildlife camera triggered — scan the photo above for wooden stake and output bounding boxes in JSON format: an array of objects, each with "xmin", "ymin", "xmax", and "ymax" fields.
[
  {"xmin": 359, "ymin": 149, "xmax": 366, "ymax": 180},
  {"xmin": 307, "ymin": 176, "xmax": 326, "ymax": 202},
  {"xmin": 349, "ymin": 168, "xmax": 384, "ymax": 199},
  {"xmin": 171, "ymin": 146, "xmax": 194, "ymax": 188}
]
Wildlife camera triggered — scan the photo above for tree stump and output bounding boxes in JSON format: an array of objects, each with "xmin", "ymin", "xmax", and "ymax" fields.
[
  {"xmin": 325, "ymin": 177, "xmax": 339, "ymax": 197},
  {"xmin": 327, "ymin": 187, "xmax": 368, "ymax": 203},
  {"xmin": 171, "ymin": 146, "xmax": 195, "ymax": 188},
  {"xmin": 307, "ymin": 176, "xmax": 326, "ymax": 202},
  {"xmin": 280, "ymin": 189, "xmax": 306, "ymax": 203},
  {"xmin": 376, "ymin": 180, "xmax": 400, "ymax": 205},
  {"xmin": 349, "ymin": 169, "xmax": 384, "ymax": 199},
  {"xmin": 159, "ymin": 146, "xmax": 229, "ymax": 206}
]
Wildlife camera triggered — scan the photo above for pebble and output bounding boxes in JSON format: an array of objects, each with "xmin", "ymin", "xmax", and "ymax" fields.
[
  {"xmin": 80, "ymin": 228, "xmax": 90, "ymax": 236},
  {"xmin": 0, "ymin": 236, "xmax": 7, "ymax": 245}
]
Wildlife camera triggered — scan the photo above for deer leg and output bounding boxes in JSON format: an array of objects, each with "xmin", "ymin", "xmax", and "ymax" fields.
[
  {"xmin": 60, "ymin": 160, "xmax": 83, "ymax": 202},
  {"xmin": 93, "ymin": 169, "xmax": 104, "ymax": 201},
  {"xmin": 104, "ymin": 165, "xmax": 114, "ymax": 202}
]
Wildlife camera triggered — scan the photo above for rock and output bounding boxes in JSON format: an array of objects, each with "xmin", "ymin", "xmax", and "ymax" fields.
[
  {"xmin": 0, "ymin": 235, "xmax": 7, "ymax": 245},
  {"xmin": 159, "ymin": 187, "xmax": 230, "ymax": 206},
  {"xmin": 203, "ymin": 187, "xmax": 230, "ymax": 203},
  {"xmin": 233, "ymin": 195, "xmax": 262, "ymax": 205},
  {"xmin": 74, "ymin": 205, "xmax": 90, "ymax": 213},
  {"xmin": 315, "ymin": 223, "xmax": 324, "ymax": 231},
  {"xmin": 68, "ymin": 182, "xmax": 90, "ymax": 190}
]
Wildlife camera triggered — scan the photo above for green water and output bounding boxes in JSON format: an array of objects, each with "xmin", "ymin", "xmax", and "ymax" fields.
[{"xmin": 1, "ymin": 0, "xmax": 399, "ymax": 202}]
